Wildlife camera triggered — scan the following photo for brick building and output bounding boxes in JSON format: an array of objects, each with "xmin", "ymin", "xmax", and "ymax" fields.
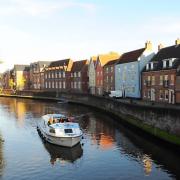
[
  {"xmin": 95, "ymin": 52, "xmax": 120, "ymax": 95},
  {"xmin": 103, "ymin": 59, "xmax": 118, "ymax": 94},
  {"xmin": 30, "ymin": 61, "xmax": 51, "ymax": 90},
  {"xmin": 142, "ymin": 39, "xmax": 180, "ymax": 104},
  {"xmin": 44, "ymin": 59, "xmax": 73, "ymax": 92},
  {"xmin": 70, "ymin": 60, "xmax": 89, "ymax": 93}
]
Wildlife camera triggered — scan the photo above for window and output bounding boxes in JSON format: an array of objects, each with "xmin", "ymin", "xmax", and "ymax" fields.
[
  {"xmin": 148, "ymin": 89, "xmax": 151, "ymax": 99},
  {"xmin": 78, "ymin": 72, "xmax": 81, "ymax": 77},
  {"xmin": 52, "ymin": 72, "xmax": 54, "ymax": 78},
  {"xmin": 71, "ymin": 82, "xmax": 73, "ymax": 88},
  {"xmin": 78, "ymin": 82, "xmax": 81, "ymax": 89},
  {"xmin": 71, "ymin": 73, "xmax": 73, "ymax": 77},
  {"xmin": 48, "ymin": 82, "xmax": 51, "ymax": 88},
  {"xmin": 146, "ymin": 64, "xmax": 149, "ymax": 70},
  {"xmin": 74, "ymin": 82, "xmax": 77, "ymax": 89},
  {"xmin": 159, "ymin": 90, "xmax": 163, "ymax": 100},
  {"xmin": 144, "ymin": 79, "xmax": 146, "ymax": 85},
  {"xmin": 152, "ymin": 76, "xmax": 155, "ymax": 85},
  {"xmin": 55, "ymin": 72, "xmax": 57, "ymax": 78},
  {"xmin": 59, "ymin": 72, "xmax": 61, "ymax": 78},
  {"xmin": 163, "ymin": 60, "xmax": 166, "ymax": 68},
  {"xmin": 118, "ymin": 67, "xmax": 121, "ymax": 73},
  {"xmin": 59, "ymin": 81, "xmax": 62, "ymax": 89},
  {"xmin": 111, "ymin": 76, "xmax": 113, "ymax": 83},
  {"xmin": 165, "ymin": 90, "xmax": 169, "ymax": 100},
  {"xmin": 52, "ymin": 82, "xmax": 54, "ymax": 88},
  {"xmin": 56, "ymin": 82, "xmax": 58, "ymax": 88},
  {"xmin": 63, "ymin": 72, "xmax": 65, "ymax": 78},
  {"xmin": 169, "ymin": 60, "xmax": 173, "ymax": 67},
  {"xmin": 106, "ymin": 67, "xmax": 108, "ymax": 73},
  {"xmin": 45, "ymin": 82, "xmax": 47, "ymax": 88},
  {"xmin": 106, "ymin": 76, "xmax": 108, "ymax": 82},
  {"xmin": 111, "ymin": 66, "xmax": 113, "ymax": 73},
  {"xmin": 150, "ymin": 62, "xmax": 154, "ymax": 70},
  {"xmin": 45, "ymin": 74, "xmax": 47, "ymax": 79},
  {"xmin": 170, "ymin": 74, "xmax": 175, "ymax": 85},
  {"xmin": 74, "ymin": 72, "xmax": 76, "ymax": 77},
  {"xmin": 63, "ymin": 81, "xmax": 66, "ymax": 88},
  {"xmin": 160, "ymin": 75, "xmax": 163, "ymax": 85}
]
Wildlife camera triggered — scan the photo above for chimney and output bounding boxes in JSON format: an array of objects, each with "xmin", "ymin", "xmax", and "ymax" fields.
[
  {"xmin": 158, "ymin": 43, "xmax": 164, "ymax": 51},
  {"xmin": 145, "ymin": 41, "xmax": 152, "ymax": 50},
  {"xmin": 175, "ymin": 38, "xmax": 180, "ymax": 45}
]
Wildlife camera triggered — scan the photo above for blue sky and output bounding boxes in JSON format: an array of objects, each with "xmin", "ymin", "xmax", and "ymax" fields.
[{"xmin": 0, "ymin": 0, "xmax": 180, "ymax": 72}]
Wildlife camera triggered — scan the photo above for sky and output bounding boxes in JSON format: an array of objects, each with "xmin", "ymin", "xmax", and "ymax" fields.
[{"xmin": 0, "ymin": 0, "xmax": 180, "ymax": 72}]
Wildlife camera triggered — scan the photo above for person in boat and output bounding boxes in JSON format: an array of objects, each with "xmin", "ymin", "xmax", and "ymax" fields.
[
  {"xmin": 48, "ymin": 117, "xmax": 53, "ymax": 126},
  {"xmin": 53, "ymin": 118, "xmax": 57, "ymax": 124}
]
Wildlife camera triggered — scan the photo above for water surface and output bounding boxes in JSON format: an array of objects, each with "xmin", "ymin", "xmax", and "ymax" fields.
[{"xmin": 0, "ymin": 97, "xmax": 179, "ymax": 180}]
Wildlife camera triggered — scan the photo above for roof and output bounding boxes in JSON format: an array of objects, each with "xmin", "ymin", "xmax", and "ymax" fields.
[
  {"xmin": 116, "ymin": 48, "xmax": 145, "ymax": 65},
  {"xmin": 14, "ymin": 65, "xmax": 30, "ymax": 71},
  {"xmin": 97, "ymin": 52, "xmax": 120, "ymax": 67},
  {"xmin": 71, "ymin": 60, "xmax": 88, "ymax": 72},
  {"xmin": 151, "ymin": 44, "xmax": 180, "ymax": 62},
  {"xmin": 49, "ymin": 59, "xmax": 71, "ymax": 67},
  {"xmin": 143, "ymin": 44, "xmax": 180, "ymax": 72},
  {"xmin": 104, "ymin": 59, "xmax": 118, "ymax": 67}
]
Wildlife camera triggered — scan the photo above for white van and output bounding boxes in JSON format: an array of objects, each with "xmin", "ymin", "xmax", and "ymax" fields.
[{"xmin": 109, "ymin": 90, "xmax": 122, "ymax": 98}]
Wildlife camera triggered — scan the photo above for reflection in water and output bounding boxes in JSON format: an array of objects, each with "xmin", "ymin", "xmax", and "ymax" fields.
[
  {"xmin": 43, "ymin": 142, "xmax": 83, "ymax": 166},
  {"xmin": 142, "ymin": 154, "xmax": 152, "ymax": 176}
]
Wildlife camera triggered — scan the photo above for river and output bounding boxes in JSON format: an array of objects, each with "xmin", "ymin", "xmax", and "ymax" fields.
[{"xmin": 0, "ymin": 97, "xmax": 179, "ymax": 180}]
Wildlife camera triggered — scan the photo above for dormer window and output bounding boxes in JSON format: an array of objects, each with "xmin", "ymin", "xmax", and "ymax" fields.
[
  {"xmin": 163, "ymin": 60, "xmax": 167, "ymax": 68},
  {"xmin": 169, "ymin": 58, "xmax": 175, "ymax": 67},
  {"xmin": 146, "ymin": 63, "xmax": 149, "ymax": 70},
  {"xmin": 150, "ymin": 62, "xmax": 154, "ymax": 70}
]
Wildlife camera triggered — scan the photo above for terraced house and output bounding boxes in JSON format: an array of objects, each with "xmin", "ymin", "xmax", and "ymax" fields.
[
  {"xmin": 142, "ymin": 39, "xmax": 180, "ymax": 104},
  {"xmin": 95, "ymin": 52, "xmax": 120, "ymax": 95},
  {"xmin": 103, "ymin": 59, "xmax": 118, "ymax": 94},
  {"xmin": 44, "ymin": 59, "xmax": 73, "ymax": 92},
  {"xmin": 115, "ymin": 41, "xmax": 155, "ymax": 98},
  {"xmin": 12, "ymin": 65, "xmax": 30, "ymax": 90},
  {"xmin": 88, "ymin": 56, "xmax": 97, "ymax": 94},
  {"xmin": 30, "ymin": 61, "xmax": 51, "ymax": 90},
  {"xmin": 70, "ymin": 60, "xmax": 89, "ymax": 93}
]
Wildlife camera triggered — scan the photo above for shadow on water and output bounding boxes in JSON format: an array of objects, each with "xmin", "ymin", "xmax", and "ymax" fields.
[{"xmin": 114, "ymin": 121, "xmax": 180, "ymax": 179}]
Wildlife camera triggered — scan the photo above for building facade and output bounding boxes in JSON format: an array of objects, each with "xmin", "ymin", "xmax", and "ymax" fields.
[
  {"xmin": 103, "ymin": 60, "xmax": 118, "ymax": 93},
  {"xmin": 70, "ymin": 60, "xmax": 89, "ymax": 93},
  {"xmin": 142, "ymin": 39, "xmax": 180, "ymax": 104},
  {"xmin": 115, "ymin": 41, "xmax": 155, "ymax": 98},
  {"xmin": 95, "ymin": 52, "xmax": 120, "ymax": 95},
  {"xmin": 44, "ymin": 59, "xmax": 73, "ymax": 92},
  {"xmin": 88, "ymin": 56, "xmax": 97, "ymax": 95},
  {"xmin": 30, "ymin": 61, "xmax": 51, "ymax": 90},
  {"xmin": 13, "ymin": 65, "xmax": 30, "ymax": 90}
]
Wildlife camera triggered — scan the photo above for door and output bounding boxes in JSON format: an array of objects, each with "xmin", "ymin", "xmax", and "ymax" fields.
[
  {"xmin": 150, "ymin": 88, "xmax": 155, "ymax": 101},
  {"xmin": 169, "ymin": 90, "xmax": 175, "ymax": 104}
]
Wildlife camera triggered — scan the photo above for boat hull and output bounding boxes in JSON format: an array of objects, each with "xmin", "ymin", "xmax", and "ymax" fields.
[{"xmin": 37, "ymin": 125, "xmax": 82, "ymax": 147}]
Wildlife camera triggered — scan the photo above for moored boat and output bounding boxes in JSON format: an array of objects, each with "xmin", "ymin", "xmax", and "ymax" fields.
[{"xmin": 37, "ymin": 114, "xmax": 83, "ymax": 147}]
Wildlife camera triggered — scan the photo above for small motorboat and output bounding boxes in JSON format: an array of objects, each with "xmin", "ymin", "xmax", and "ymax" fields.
[{"xmin": 37, "ymin": 114, "xmax": 83, "ymax": 147}]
